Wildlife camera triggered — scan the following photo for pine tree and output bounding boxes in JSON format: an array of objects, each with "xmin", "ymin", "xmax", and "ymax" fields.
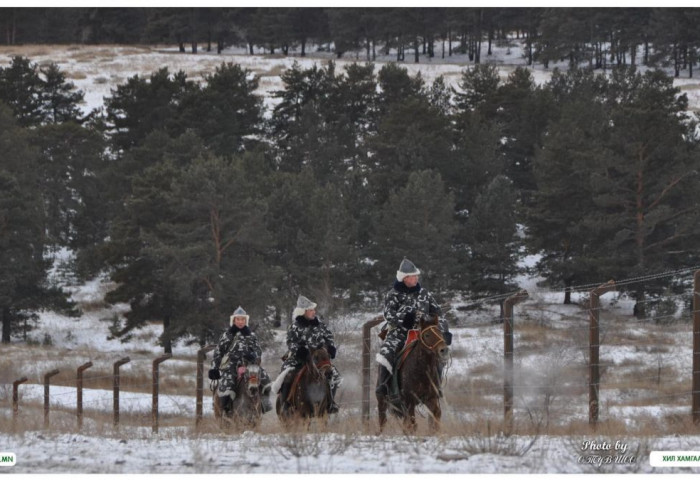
[
  {"xmin": 527, "ymin": 68, "xmax": 613, "ymax": 303},
  {"xmin": 591, "ymin": 67, "xmax": 700, "ymax": 314},
  {"xmin": 465, "ymin": 175, "xmax": 522, "ymax": 303},
  {"xmin": 0, "ymin": 104, "xmax": 75, "ymax": 342},
  {"xmin": 143, "ymin": 152, "xmax": 277, "ymax": 345},
  {"xmin": 104, "ymin": 68, "xmax": 197, "ymax": 151},
  {"xmin": 0, "ymin": 56, "xmax": 43, "ymax": 126},
  {"xmin": 39, "ymin": 63, "xmax": 84, "ymax": 123},
  {"xmin": 372, "ymin": 170, "xmax": 458, "ymax": 291},
  {"xmin": 179, "ymin": 62, "xmax": 264, "ymax": 156},
  {"xmin": 30, "ymin": 122, "xmax": 107, "ymax": 251}
]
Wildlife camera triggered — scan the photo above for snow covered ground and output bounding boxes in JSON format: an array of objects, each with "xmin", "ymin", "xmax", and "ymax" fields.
[
  {"xmin": 2, "ymin": 255, "xmax": 700, "ymax": 474},
  {"xmin": 2, "ymin": 42, "xmax": 700, "ymax": 475}
]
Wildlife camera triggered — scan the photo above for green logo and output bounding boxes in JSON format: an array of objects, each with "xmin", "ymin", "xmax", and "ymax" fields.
[{"xmin": 0, "ymin": 452, "xmax": 15, "ymax": 467}]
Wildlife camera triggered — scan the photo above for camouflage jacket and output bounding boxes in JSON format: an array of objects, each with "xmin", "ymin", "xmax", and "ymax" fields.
[
  {"xmin": 211, "ymin": 325, "xmax": 262, "ymax": 372},
  {"xmin": 383, "ymin": 281, "xmax": 447, "ymax": 333},
  {"xmin": 286, "ymin": 316, "xmax": 335, "ymax": 361}
]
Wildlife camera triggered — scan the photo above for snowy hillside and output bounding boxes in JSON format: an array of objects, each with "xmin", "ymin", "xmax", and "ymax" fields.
[{"xmin": 2, "ymin": 42, "xmax": 700, "ymax": 474}]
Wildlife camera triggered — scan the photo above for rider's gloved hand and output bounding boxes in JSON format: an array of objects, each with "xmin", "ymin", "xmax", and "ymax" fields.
[
  {"xmin": 443, "ymin": 331, "xmax": 453, "ymax": 346},
  {"xmin": 244, "ymin": 352, "xmax": 257, "ymax": 362},
  {"xmin": 208, "ymin": 368, "xmax": 221, "ymax": 380},
  {"xmin": 295, "ymin": 345, "xmax": 309, "ymax": 361},
  {"xmin": 327, "ymin": 345, "xmax": 336, "ymax": 359},
  {"xmin": 402, "ymin": 309, "xmax": 417, "ymax": 329}
]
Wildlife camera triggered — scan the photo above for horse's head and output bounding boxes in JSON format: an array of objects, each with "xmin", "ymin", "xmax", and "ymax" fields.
[
  {"xmin": 310, "ymin": 346, "xmax": 331, "ymax": 367},
  {"xmin": 242, "ymin": 364, "xmax": 260, "ymax": 395},
  {"xmin": 418, "ymin": 314, "xmax": 449, "ymax": 361}
]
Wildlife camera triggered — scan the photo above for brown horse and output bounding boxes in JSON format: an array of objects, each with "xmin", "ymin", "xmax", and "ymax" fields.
[
  {"xmin": 212, "ymin": 363, "xmax": 262, "ymax": 429},
  {"xmin": 377, "ymin": 315, "xmax": 448, "ymax": 433},
  {"xmin": 276, "ymin": 347, "xmax": 333, "ymax": 424}
]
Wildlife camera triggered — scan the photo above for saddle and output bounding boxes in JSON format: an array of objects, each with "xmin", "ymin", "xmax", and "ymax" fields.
[
  {"xmin": 389, "ymin": 329, "xmax": 421, "ymax": 396},
  {"xmin": 286, "ymin": 364, "xmax": 308, "ymax": 403},
  {"xmin": 285, "ymin": 358, "xmax": 332, "ymax": 403}
]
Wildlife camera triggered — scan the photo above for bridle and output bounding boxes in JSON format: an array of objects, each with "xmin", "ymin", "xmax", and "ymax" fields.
[{"xmin": 420, "ymin": 324, "xmax": 446, "ymax": 352}]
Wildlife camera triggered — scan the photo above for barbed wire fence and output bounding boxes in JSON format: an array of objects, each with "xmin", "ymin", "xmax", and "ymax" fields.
[{"xmin": 4, "ymin": 267, "xmax": 700, "ymax": 434}]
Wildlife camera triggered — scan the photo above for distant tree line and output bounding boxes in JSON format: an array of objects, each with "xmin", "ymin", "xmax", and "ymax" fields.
[
  {"xmin": 1, "ymin": 38, "xmax": 699, "ymax": 350},
  {"xmin": 1, "ymin": 8, "xmax": 700, "ymax": 77}
]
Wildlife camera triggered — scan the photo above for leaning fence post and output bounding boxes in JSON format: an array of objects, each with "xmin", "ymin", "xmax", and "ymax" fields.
[
  {"xmin": 43, "ymin": 369, "xmax": 60, "ymax": 429},
  {"xmin": 152, "ymin": 354, "xmax": 172, "ymax": 434},
  {"xmin": 12, "ymin": 376, "xmax": 28, "ymax": 431},
  {"xmin": 589, "ymin": 280, "xmax": 615, "ymax": 427},
  {"xmin": 362, "ymin": 315, "xmax": 385, "ymax": 425},
  {"xmin": 503, "ymin": 290, "xmax": 528, "ymax": 430},
  {"xmin": 196, "ymin": 345, "xmax": 216, "ymax": 428},
  {"xmin": 76, "ymin": 361, "xmax": 93, "ymax": 430},
  {"xmin": 113, "ymin": 357, "xmax": 131, "ymax": 427},
  {"xmin": 693, "ymin": 271, "xmax": 700, "ymax": 424}
]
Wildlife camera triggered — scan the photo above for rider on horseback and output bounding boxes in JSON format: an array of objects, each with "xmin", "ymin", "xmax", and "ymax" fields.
[
  {"xmin": 275, "ymin": 295, "xmax": 341, "ymax": 414},
  {"xmin": 208, "ymin": 306, "xmax": 273, "ymax": 413},
  {"xmin": 376, "ymin": 258, "xmax": 452, "ymax": 400}
]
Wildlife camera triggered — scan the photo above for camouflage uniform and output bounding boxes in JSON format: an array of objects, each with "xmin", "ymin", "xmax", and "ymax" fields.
[
  {"xmin": 282, "ymin": 315, "xmax": 341, "ymax": 390},
  {"xmin": 211, "ymin": 325, "xmax": 271, "ymax": 397},
  {"xmin": 378, "ymin": 280, "xmax": 446, "ymax": 368}
]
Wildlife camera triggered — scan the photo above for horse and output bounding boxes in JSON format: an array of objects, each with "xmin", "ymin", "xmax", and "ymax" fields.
[
  {"xmin": 377, "ymin": 314, "xmax": 448, "ymax": 433},
  {"xmin": 276, "ymin": 346, "xmax": 333, "ymax": 424},
  {"xmin": 212, "ymin": 362, "xmax": 262, "ymax": 429}
]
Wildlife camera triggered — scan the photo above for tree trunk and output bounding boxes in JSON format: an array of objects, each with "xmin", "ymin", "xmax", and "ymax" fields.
[
  {"xmin": 191, "ymin": 42, "xmax": 197, "ymax": 54},
  {"xmin": 644, "ymin": 39, "xmax": 649, "ymax": 65},
  {"xmin": 414, "ymin": 36, "xmax": 419, "ymax": 63},
  {"xmin": 179, "ymin": 42, "xmax": 185, "ymax": 53},
  {"xmin": 248, "ymin": 42, "xmax": 254, "ymax": 54},
  {"xmin": 301, "ymin": 38, "xmax": 307, "ymax": 57},
  {"xmin": 634, "ymin": 288, "xmax": 646, "ymax": 318},
  {"xmin": 2, "ymin": 307, "xmax": 10, "ymax": 343},
  {"xmin": 162, "ymin": 314, "xmax": 172, "ymax": 354},
  {"xmin": 634, "ymin": 168, "xmax": 646, "ymax": 318},
  {"xmin": 448, "ymin": 29, "xmax": 452, "ymax": 56}
]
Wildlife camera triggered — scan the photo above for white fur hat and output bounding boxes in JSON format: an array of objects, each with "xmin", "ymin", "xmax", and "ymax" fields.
[
  {"xmin": 292, "ymin": 295, "xmax": 317, "ymax": 319},
  {"xmin": 230, "ymin": 306, "xmax": 249, "ymax": 326},
  {"xmin": 396, "ymin": 258, "xmax": 421, "ymax": 282}
]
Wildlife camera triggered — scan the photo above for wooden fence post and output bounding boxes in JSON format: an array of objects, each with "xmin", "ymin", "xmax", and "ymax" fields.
[
  {"xmin": 12, "ymin": 376, "xmax": 28, "ymax": 431},
  {"xmin": 196, "ymin": 345, "xmax": 216, "ymax": 428},
  {"xmin": 362, "ymin": 315, "xmax": 385, "ymax": 425},
  {"xmin": 152, "ymin": 354, "xmax": 172, "ymax": 433},
  {"xmin": 43, "ymin": 369, "xmax": 60, "ymax": 429},
  {"xmin": 693, "ymin": 271, "xmax": 700, "ymax": 424},
  {"xmin": 76, "ymin": 361, "xmax": 93, "ymax": 430},
  {"xmin": 589, "ymin": 280, "xmax": 615, "ymax": 427},
  {"xmin": 503, "ymin": 290, "xmax": 528, "ymax": 430},
  {"xmin": 113, "ymin": 357, "xmax": 130, "ymax": 427}
]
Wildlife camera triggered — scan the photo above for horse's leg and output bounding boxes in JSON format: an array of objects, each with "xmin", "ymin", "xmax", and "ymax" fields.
[
  {"xmin": 426, "ymin": 396, "xmax": 442, "ymax": 433},
  {"xmin": 403, "ymin": 402, "xmax": 417, "ymax": 434},
  {"xmin": 377, "ymin": 394, "xmax": 388, "ymax": 433},
  {"xmin": 213, "ymin": 393, "xmax": 221, "ymax": 420}
]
